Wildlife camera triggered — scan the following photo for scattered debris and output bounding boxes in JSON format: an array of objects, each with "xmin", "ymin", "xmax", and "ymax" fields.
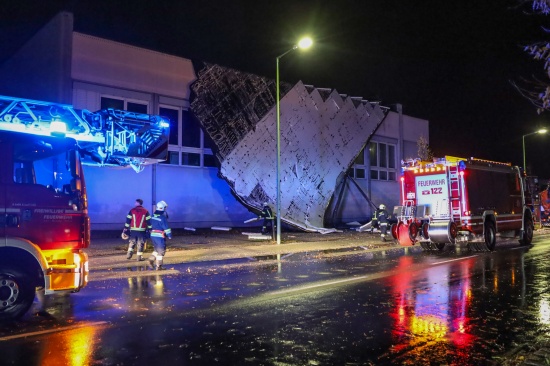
[{"xmin": 211, "ymin": 226, "xmax": 231, "ymax": 231}]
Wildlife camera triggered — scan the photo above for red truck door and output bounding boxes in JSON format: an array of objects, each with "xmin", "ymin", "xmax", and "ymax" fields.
[{"xmin": 0, "ymin": 142, "xmax": 9, "ymax": 245}]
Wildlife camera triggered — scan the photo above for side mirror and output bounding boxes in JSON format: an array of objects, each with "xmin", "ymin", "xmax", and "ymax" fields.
[
  {"xmin": 70, "ymin": 150, "xmax": 81, "ymax": 178},
  {"xmin": 71, "ymin": 178, "xmax": 82, "ymax": 193}
]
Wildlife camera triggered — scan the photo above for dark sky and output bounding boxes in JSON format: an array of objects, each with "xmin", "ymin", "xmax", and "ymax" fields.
[{"xmin": 2, "ymin": 0, "xmax": 550, "ymax": 177}]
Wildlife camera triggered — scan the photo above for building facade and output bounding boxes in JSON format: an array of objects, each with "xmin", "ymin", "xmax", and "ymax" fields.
[{"xmin": 0, "ymin": 12, "xmax": 428, "ymax": 230}]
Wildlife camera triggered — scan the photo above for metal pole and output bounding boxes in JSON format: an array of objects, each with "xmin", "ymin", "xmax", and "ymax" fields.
[
  {"xmin": 276, "ymin": 56, "xmax": 281, "ymax": 245},
  {"xmin": 275, "ymin": 46, "xmax": 300, "ymax": 245}
]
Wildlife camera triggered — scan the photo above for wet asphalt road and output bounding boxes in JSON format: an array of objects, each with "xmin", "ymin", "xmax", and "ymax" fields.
[{"xmin": 1, "ymin": 236, "xmax": 550, "ymax": 365}]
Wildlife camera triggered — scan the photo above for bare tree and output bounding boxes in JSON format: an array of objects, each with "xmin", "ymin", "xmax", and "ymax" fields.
[
  {"xmin": 417, "ymin": 136, "xmax": 433, "ymax": 161},
  {"xmin": 513, "ymin": 1, "xmax": 550, "ymax": 112}
]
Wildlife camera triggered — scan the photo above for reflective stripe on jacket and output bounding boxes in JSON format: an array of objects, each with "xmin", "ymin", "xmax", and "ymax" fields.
[
  {"xmin": 151, "ymin": 211, "xmax": 172, "ymax": 239},
  {"xmin": 125, "ymin": 206, "xmax": 152, "ymax": 231}
]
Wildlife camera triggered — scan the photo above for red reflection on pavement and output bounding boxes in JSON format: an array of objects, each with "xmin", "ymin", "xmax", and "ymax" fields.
[{"xmin": 387, "ymin": 256, "xmax": 476, "ymax": 361}]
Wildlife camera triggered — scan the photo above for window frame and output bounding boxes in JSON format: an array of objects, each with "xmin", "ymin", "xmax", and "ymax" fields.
[
  {"xmin": 352, "ymin": 141, "xmax": 397, "ymax": 181},
  {"xmin": 100, "ymin": 95, "xmax": 149, "ymax": 113},
  {"xmin": 159, "ymin": 104, "xmax": 216, "ymax": 168}
]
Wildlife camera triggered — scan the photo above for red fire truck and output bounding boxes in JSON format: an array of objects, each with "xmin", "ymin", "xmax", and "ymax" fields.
[
  {"xmin": 0, "ymin": 95, "xmax": 170, "ymax": 320},
  {"xmin": 391, "ymin": 156, "xmax": 534, "ymax": 251}
]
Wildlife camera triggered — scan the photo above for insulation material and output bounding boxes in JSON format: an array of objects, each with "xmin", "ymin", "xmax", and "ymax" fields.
[{"xmin": 191, "ymin": 64, "xmax": 387, "ymax": 232}]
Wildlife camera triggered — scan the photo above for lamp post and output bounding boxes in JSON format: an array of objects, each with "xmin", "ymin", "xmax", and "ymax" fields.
[
  {"xmin": 276, "ymin": 36, "xmax": 312, "ymax": 245},
  {"xmin": 522, "ymin": 128, "xmax": 547, "ymax": 174}
]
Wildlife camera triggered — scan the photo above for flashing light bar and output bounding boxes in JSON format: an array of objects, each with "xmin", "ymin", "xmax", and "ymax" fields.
[
  {"xmin": 50, "ymin": 120, "xmax": 67, "ymax": 135},
  {"xmin": 469, "ymin": 157, "xmax": 511, "ymax": 166},
  {"xmin": 158, "ymin": 119, "xmax": 170, "ymax": 128},
  {"xmin": 404, "ymin": 155, "xmax": 512, "ymax": 174}
]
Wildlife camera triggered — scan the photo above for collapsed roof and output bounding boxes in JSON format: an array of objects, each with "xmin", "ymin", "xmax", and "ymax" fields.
[{"xmin": 191, "ymin": 63, "xmax": 388, "ymax": 232}]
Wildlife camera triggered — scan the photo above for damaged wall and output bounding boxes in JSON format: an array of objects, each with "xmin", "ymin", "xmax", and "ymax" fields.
[{"xmin": 191, "ymin": 64, "xmax": 387, "ymax": 231}]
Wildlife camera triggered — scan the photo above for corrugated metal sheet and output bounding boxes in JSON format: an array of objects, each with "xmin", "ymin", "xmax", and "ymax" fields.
[{"xmin": 191, "ymin": 64, "xmax": 387, "ymax": 231}]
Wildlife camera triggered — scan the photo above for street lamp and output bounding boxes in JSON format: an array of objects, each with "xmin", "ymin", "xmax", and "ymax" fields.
[
  {"xmin": 522, "ymin": 128, "xmax": 548, "ymax": 173},
  {"xmin": 276, "ymin": 36, "xmax": 312, "ymax": 245}
]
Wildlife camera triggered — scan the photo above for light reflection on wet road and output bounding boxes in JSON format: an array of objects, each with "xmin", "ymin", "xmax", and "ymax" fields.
[{"xmin": 2, "ymin": 238, "xmax": 550, "ymax": 365}]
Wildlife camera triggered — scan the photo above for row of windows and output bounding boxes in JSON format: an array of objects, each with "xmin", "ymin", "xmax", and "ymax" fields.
[
  {"xmin": 101, "ymin": 96, "xmax": 397, "ymax": 176},
  {"xmin": 351, "ymin": 142, "xmax": 397, "ymax": 181},
  {"xmin": 101, "ymin": 97, "xmax": 217, "ymax": 168}
]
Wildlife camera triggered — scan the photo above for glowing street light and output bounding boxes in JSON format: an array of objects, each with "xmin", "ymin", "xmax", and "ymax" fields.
[
  {"xmin": 523, "ymin": 128, "xmax": 547, "ymax": 173},
  {"xmin": 276, "ymin": 36, "xmax": 312, "ymax": 245}
]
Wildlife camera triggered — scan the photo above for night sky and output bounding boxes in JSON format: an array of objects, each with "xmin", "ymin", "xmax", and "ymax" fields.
[{"xmin": 2, "ymin": 0, "xmax": 550, "ymax": 177}]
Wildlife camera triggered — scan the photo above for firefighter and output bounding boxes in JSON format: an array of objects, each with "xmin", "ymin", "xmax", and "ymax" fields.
[
  {"xmin": 123, "ymin": 198, "xmax": 152, "ymax": 261},
  {"xmin": 259, "ymin": 202, "xmax": 274, "ymax": 235},
  {"xmin": 148, "ymin": 200, "xmax": 172, "ymax": 270},
  {"xmin": 372, "ymin": 204, "xmax": 390, "ymax": 241}
]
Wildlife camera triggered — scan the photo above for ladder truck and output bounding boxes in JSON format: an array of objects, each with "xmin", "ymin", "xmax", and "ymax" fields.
[
  {"xmin": 0, "ymin": 95, "xmax": 170, "ymax": 320},
  {"xmin": 391, "ymin": 156, "xmax": 534, "ymax": 251}
]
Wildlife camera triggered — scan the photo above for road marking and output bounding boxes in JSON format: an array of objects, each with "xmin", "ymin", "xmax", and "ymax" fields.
[
  {"xmin": 263, "ymin": 254, "xmax": 481, "ymax": 298},
  {"xmin": 0, "ymin": 321, "xmax": 109, "ymax": 341},
  {"xmin": 431, "ymin": 255, "xmax": 478, "ymax": 265}
]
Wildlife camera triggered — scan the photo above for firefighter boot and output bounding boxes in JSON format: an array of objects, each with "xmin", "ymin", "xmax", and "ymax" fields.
[
  {"xmin": 155, "ymin": 259, "xmax": 165, "ymax": 271},
  {"xmin": 148, "ymin": 255, "xmax": 156, "ymax": 269},
  {"xmin": 126, "ymin": 251, "xmax": 133, "ymax": 260}
]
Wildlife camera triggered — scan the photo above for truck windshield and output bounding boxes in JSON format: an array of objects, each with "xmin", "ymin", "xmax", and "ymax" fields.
[{"xmin": 13, "ymin": 148, "xmax": 76, "ymax": 195}]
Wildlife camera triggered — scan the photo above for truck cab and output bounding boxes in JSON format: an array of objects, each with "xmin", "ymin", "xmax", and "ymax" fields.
[{"xmin": 0, "ymin": 130, "xmax": 90, "ymax": 320}]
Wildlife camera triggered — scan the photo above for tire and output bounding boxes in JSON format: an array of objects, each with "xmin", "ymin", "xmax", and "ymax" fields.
[
  {"xmin": 408, "ymin": 222, "xmax": 419, "ymax": 243},
  {"xmin": 390, "ymin": 223, "xmax": 398, "ymax": 240},
  {"xmin": 519, "ymin": 217, "xmax": 534, "ymax": 246},
  {"xmin": 434, "ymin": 242, "xmax": 446, "ymax": 251},
  {"xmin": 0, "ymin": 267, "xmax": 35, "ymax": 321},
  {"xmin": 421, "ymin": 222, "xmax": 430, "ymax": 240},
  {"xmin": 484, "ymin": 222, "xmax": 496, "ymax": 251}
]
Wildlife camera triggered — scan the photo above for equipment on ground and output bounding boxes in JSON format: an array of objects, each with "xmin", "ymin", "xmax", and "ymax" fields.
[{"xmin": 391, "ymin": 156, "xmax": 534, "ymax": 251}]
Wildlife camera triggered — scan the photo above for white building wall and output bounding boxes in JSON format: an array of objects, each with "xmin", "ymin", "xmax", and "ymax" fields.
[
  {"xmin": 84, "ymin": 163, "xmax": 254, "ymax": 230},
  {"xmin": 71, "ymin": 32, "xmax": 195, "ymax": 99}
]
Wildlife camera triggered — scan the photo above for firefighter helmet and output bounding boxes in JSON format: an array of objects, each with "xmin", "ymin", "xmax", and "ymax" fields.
[
  {"xmin": 379, "ymin": 204, "xmax": 386, "ymax": 210},
  {"xmin": 156, "ymin": 200, "xmax": 168, "ymax": 211},
  {"xmin": 121, "ymin": 232, "xmax": 129, "ymax": 240}
]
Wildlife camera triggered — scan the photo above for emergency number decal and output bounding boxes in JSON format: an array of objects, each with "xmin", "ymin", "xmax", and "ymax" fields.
[{"xmin": 415, "ymin": 174, "xmax": 448, "ymax": 207}]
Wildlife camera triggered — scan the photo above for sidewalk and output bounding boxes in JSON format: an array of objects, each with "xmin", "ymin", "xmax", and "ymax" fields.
[
  {"xmin": 87, "ymin": 227, "xmax": 550, "ymax": 270},
  {"xmin": 87, "ymin": 228, "xmax": 396, "ymax": 270}
]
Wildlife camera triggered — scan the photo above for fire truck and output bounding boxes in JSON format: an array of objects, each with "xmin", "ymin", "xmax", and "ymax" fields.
[
  {"xmin": 391, "ymin": 156, "xmax": 534, "ymax": 251},
  {"xmin": 0, "ymin": 95, "xmax": 169, "ymax": 320}
]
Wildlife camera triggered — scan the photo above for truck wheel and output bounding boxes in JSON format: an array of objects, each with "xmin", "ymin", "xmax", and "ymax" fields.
[
  {"xmin": 0, "ymin": 267, "xmax": 35, "ymax": 321},
  {"xmin": 519, "ymin": 217, "xmax": 534, "ymax": 246},
  {"xmin": 421, "ymin": 222, "xmax": 430, "ymax": 240},
  {"xmin": 434, "ymin": 242, "xmax": 446, "ymax": 251},
  {"xmin": 408, "ymin": 222, "xmax": 419, "ymax": 242},
  {"xmin": 484, "ymin": 222, "xmax": 496, "ymax": 251},
  {"xmin": 390, "ymin": 223, "xmax": 398, "ymax": 240}
]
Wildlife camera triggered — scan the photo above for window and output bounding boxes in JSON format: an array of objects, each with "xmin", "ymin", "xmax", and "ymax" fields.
[
  {"xmin": 101, "ymin": 96, "xmax": 148, "ymax": 113},
  {"xmin": 127, "ymin": 102, "xmax": 147, "ymax": 114},
  {"xmin": 369, "ymin": 142, "xmax": 397, "ymax": 181},
  {"xmin": 159, "ymin": 105, "xmax": 217, "ymax": 168},
  {"xmin": 350, "ymin": 151, "xmax": 367, "ymax": 180},
  {"xmin": 100, "ymin": 97, "xmax": 123, "ymax": 110},
  {"xmin": 182, "ymin": 110, "xmax": 200, "ymax": 148},
  {"xmin": 352, "ymin": 142, "xmax": 397, "ymax": 181},
  {"xmin": 160, "ymin": 107, "xmax": 179, "ymax": 146}
]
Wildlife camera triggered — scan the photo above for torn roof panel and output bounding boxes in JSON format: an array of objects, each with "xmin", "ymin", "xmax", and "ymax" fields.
[{"xmin": 191, "ymin": 64, "xmax": 387, "ymax": 231}]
